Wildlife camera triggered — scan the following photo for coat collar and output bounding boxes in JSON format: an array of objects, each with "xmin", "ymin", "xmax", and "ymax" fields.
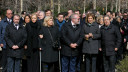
[
  {"xmin": 101, "ymin": 23, "xmax": 113, "ymax": 29},
  {"xmin": 68, "ymin": 21, "xmax": 80, "ymax": 30}
]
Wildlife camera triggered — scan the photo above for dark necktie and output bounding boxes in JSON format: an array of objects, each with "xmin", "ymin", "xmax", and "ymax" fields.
[
  {"xmin": 15, "ymin": 24, "xmax": 19, "ymax": 30},
  {"xmin": 73, "ymin": 25, "xmax": 76, "ymax": 28},
  {"xmin": 8, "ymin": 19, "xmax": 11, "ymax": 24}
]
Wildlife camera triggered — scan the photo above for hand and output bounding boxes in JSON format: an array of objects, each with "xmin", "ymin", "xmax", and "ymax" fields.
[
  {"xmin": 124, "ymin": 38, "xmax": 127, "ymax": 43},
  {"xmin": 74, "ymin": 43, "xmax": 78, "ymax": 47},
  {"xmin": 12, "ymin": 45, "xmax": 17, "ymax": 49},
  {"xmin": 39, "ymin": 35, "xmax": 43, "ymax": 39},
  {"xmin": 12, "ymin": 45, "xmax": 19, "ymax": 49},
  {"xmin": 99, "ymin": 48, "xmax": 102, "ymax": 51},
  {"xmin": 89, "ymin": 33, "xmax": 93, "ymax": 38},
  {"xmin": 85, "ymin": 35, "xmax": 89, "ymax": 40},
  {"xmin": 58, "ymin": 47, "xmax": 61, "ymax": 50},
  {"xmin": 70, "ymin": 43, "xmax": 76, "ymax": 48},
  {"xmin": 39, "ymin": 48, "xmax": 42, "ymax": 51},
  {"xmin": 0, "ymin": 44, "xmax": 4, "ymax": 47},
  {"xmin": 15, "ymin": 45, "xmax": 19, "ymax": 49},
  {"xmin": 24, "ymin": 45, "xmax": 27, "ymax": 49},
  {"xmin": 115, "ymin": 48, "xmax": 118, "ymax": 51}
]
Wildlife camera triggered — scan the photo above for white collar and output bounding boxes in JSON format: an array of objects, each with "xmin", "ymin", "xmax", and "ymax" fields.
[
  {"xmin": 7, "ymin": 18, "xmax": 12, "ymax": 22},
  {"xmin": 71, "ymin": 21, "xmax": 76, "ymax": 26}
]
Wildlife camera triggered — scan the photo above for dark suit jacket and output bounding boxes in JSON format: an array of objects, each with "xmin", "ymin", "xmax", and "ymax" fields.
[
  {"xmin": 61, "ymin": 21, "xmax": 83, "ymax": 56},
  {"xmin": 100, "ymin": 24, "xmax": 122, "ymax": 56},
  {"xmin": 4, "ymin": 23, "xmax": 27, "ymax": 58}
]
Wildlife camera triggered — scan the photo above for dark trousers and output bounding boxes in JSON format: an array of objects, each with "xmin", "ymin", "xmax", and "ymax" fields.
[
  {"xmin": 85, "ymin": 54, "xmax": 97, "ymax": 72},
  {"xmin": 1, "ymin": 48, "xmax": 7, "ymax": 72},
  {"xmin": 7, "ymin": 57, "xmax": 21, "ymax": 72},
  {"xmin": 61, "ymin": 56, "xmax": 77, "ymax": 72},
  {"xmin": 97, "ymin": 52, "xmax": 104, "ymax": 72},
  {"xmin": 22, "ymin": 59, "xmax": 27, "ymax": 72},
  {"xmin": 103, "ymin": 55, "xmax": 115, "ymax": 72},
  {"xmin": 42, "ymin": 62, "xmax": 55, "ymax": 72}
]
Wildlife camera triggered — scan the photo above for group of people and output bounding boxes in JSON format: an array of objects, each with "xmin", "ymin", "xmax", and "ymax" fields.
[{"xmin": 0, "ymin": 8, "xmax": 128, "ymax": 72}]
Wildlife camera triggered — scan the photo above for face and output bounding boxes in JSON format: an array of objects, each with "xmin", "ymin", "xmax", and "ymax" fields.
[
  {"xmin": 58, "ymin": 15, "xmax": 64, "ymax": 22},
  {"xmin": 25, "ymin": 16, "xmax": 30, "ymax": 23},
  {"xmin": 22, "ymin": 12, "xmax": 26, "ymax": 18},
  {"xmin": 6, "ymin": 10, "xmax": 13, "ymax": 19},
  {"xmin": 123, "ymin": 13, "xmax": 128, "ymax": 20},
  {"xmin": 38, "ymin": 13, "xmax": 45, "ymax": 20},
  {"xmin": 13, "ymin": 16, "xmax": 20, "ymax": 24},
  {"xmin": 112, "ymin": 13, "xmax": 115, "ymax": 18},
  {"xmin": 99, "ymin": 17, "xmax": 104, "ymax": 25},
  {"xmin": 106, "ymin": 12, "xmax": 111, "ymax": 17},
  {"xmin": 68, "ymin": 10, "xmax": 73, "ymax": 17},
  {"xmin": 82, "ymin": 13, "xmax": 86, "ymax": 18},
  {"xmin": 31, "ymin": 15, "xmax": 37, "ymax": 23},
  {"xmin": 72, "ymin": 15, "xmax": 80, "ymax": 24},
  {"xmin": 88, "ymin": 16, "xmax": 94, "ymax": 24},
  {"xmin": 47, "ymin": 19, "xmax": 53, "ymax": 26},
  {"xmin": 0, "ymin": 17, "xmax": 2, "ymax": 21},
  {"xmin": 104, "ymin": 17, "xmax": 110, "ymax": 26},
  {"xmin": 117, "ymin": 18, "xmax": 121, "ymax": 23},
  {"xmin": 46, "ymin": 11, "xmax": 52, "ymax": 16}
]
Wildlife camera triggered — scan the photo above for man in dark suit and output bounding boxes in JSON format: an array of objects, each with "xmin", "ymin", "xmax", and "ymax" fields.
[
  {"xmin": 100, "ymin": 15, "xmax": 122, "ymax": 72},
  {"xmin": 61, "ymin": 13, "xmax": 83, "ymax": 72},
  {"xmin": 0, "ymin": 9, "xmax": 13, "ymax": 72},
  {"xmin": 4, "ymin": 14, "xmax": 27, "ymax": 72},
  {"xmin": 19, "ymin": 11, "xmax": 26, "ymax": 24}
]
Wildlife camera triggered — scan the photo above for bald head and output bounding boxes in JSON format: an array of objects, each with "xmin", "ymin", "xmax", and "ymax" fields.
[{"xmin": 6, "ymin": 9, "xmax": 13, "ymax": 19}]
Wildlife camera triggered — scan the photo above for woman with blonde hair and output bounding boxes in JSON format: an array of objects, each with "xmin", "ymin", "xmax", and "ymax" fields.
[
  {"xmin": 26, "ymin": 13, "xmax": 41, "ymax": 72},
  {"xmin": 39, "ymin": 16, "xmax": 60, "ymax": 72}
]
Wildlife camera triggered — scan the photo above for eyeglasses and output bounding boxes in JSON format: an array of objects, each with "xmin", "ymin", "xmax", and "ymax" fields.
[{"xmin": 73, "ymin": 18, "xmax": 80, "ymax": 20}]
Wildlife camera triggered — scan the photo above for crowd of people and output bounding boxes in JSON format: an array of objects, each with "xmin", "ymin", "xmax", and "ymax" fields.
[{"xmin": 0, "ymin": 8, "xmax": 128, "ymax": 72}]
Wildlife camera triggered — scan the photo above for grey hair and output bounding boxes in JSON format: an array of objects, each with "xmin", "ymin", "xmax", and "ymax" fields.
[
  {"xmin": 39, "ymin": 11, "xmax": 45, "ymax": 16},
  {"xmin": 13, "ymin": 14, "xmax": 20, "ymax": 19},
  {"xmin": 104, "ymin": 15, "xmax": 111, "ymax": 20},
  {"xmin": 70, "ymin": 13, "xmax": 79, "ymax": 19}
]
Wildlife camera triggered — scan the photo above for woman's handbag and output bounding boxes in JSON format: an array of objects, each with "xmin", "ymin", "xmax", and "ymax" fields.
[{"xmin": 47, "ymin": 28, "xmax": 59, "ymax": 49}]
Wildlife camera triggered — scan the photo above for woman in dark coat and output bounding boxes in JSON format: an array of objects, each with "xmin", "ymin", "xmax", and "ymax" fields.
[
  {"xmin": 26, "ymin": 14, "xmax": 41, "ymax": 72},
  {"xmin": 39, "ymin": 16, "xmax": 60, "ymax": 72},
  {"xmin": 22, "ymin": 14, "xmax": 31, "ymax": 72},
  {"xmin": 82, "ymin": 13, "xmax": 101, "ymax": 72}
]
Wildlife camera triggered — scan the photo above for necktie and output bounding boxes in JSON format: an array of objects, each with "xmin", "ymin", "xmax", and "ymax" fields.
[
  {"xmin": 73, "ymin": 25, "xmax": 76, "ymax": 28},
  {"xmin": 9, "ymin": 19, "xmax": 11, "ymax": 24},
  {"xmin": 15, "ymin": 24, "xmax": 19, "ymax": 30}
]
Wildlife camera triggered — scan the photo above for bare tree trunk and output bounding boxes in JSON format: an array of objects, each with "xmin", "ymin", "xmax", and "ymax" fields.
[
  {"xmin": 83, "ymin": 0, "xmax": 86, "ymax": 13},
  {"xmin": 38, "ymin": 0, "xmax": 41, "ymax": 11},
  {"xmin": 15, "ymin": 0, "xmax": 18, "ymax": 14},
  {"xmin": 106, "ymin": 0, "xmax": 108, "ymax": 12},
  {"xmin": 20, "ymin": 0, "xmax": 23, "ymax": 13},
  {"xmin": 110, "ymin": 0, "xmax": 114, "ymax": 12},
  {"xmin": 118, "ymin": 0, "xmax": 121, "ymax": 12},
  {"xmin": 51, "ymin": 0, "xmax": 54, "ymax": 16},
  {"xmin": 58, "ymin": 0, "xmax": 61, "ymax": 13},
  {"xmin": 115, "ymin": 0, "xmax": 118, "ymax": 12},
  {"xmin": 126, "ymin": 0, "xmax": 128, "ymax": 9},
  {"xmin": 93, "ymin": 0, "xmax": 96, "ymax": 9}
]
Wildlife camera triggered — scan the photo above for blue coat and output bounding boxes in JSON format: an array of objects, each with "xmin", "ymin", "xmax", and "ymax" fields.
[{"xmin": 0, "ymin": 18, "xmax": 13, "ymax": 48}]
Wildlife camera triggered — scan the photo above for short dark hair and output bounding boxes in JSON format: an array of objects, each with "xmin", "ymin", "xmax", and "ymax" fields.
[
  {"xmin": 24, "ymin": 14, "xmax": 31, "ymax": 23},
  {"xmin": 57, "ymin": 13, "xmax": 64, "ymax": 17},
  {"xmin": 45, "ymin": 9, "xmax": 51, "ymax": 13},
  {"xmin": 21, "ymin": 11, "xmax": 26, "ymax": 14},
  {"xmin": 13, "ymin": 14, "xmax": 20, "ymax": 19}
]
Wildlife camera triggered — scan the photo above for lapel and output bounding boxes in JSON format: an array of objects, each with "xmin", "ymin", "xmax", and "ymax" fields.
[{"xmin": 68, "ymin": 21, "xmax": 80, "ymax": 31}]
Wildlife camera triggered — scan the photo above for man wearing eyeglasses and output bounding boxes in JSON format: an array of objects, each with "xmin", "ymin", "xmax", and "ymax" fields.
[
  {"xmin": 61, "ymin": 13, "xmax": 83, "ymax": 72},
  {"xmin": 0, "ymin": 9, "xmax": 13, "ymax": 72}
]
